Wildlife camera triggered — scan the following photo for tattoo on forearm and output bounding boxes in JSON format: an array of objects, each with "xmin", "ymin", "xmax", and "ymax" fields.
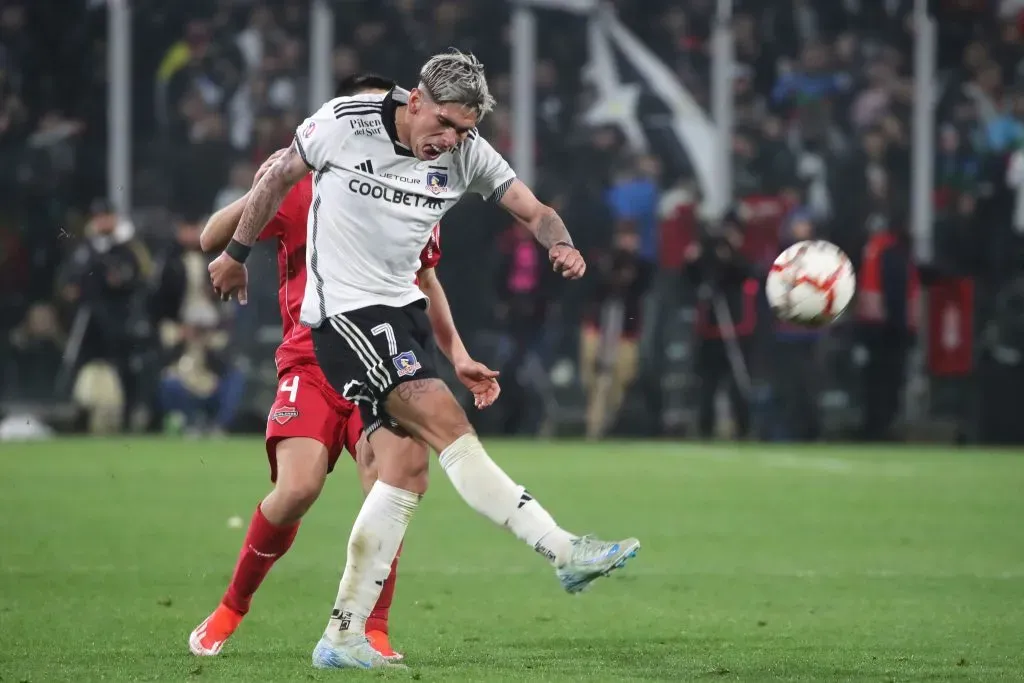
[
  {"xmin": 232, "ymin": 147, "xmax": 296, "ymax": 246},
  {"xmin": 536, "ymin": 211, "xmax": 573, "ymax": 250}
]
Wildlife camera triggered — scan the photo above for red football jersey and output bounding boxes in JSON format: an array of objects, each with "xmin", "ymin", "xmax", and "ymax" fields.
[{"xmin": 259, "ymin": 175, "xmax": 442, "ymax": 373}]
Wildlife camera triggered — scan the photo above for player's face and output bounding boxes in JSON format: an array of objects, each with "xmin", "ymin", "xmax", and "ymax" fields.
[{"xmin": 409, "ymin": 90, "xmax": 478, "ymax": 161}]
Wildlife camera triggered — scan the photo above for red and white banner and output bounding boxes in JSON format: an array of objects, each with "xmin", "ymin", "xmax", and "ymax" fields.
[{"xmin": 927, "ymin": 277, "xmax": 975, "ymax": 376}]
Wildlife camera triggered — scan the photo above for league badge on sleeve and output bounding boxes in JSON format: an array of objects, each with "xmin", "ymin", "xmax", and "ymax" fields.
[
  {"xmin": 393, "ymin": 351, "xmax": 422, "ymax": 377},
  {"xmin": 303, "ymin": 120, "xmax": 316, "ymax": 138},
  {"xmin": 425, "ymin": 169, "xmax": 448, "ymax": 194}
]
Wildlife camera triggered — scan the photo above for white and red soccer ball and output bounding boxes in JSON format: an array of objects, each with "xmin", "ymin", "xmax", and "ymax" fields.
[{"xmin": 765, "ymin": 240, "xmax": 855, "ymax": 327}]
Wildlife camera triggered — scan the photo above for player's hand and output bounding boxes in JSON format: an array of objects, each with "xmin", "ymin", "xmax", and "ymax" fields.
[
  {"xmin": 549, "ymin": 243, "xmax": 586, "ymax": 279},
  {"xmin": 253, "ymin": 148, "xmax": 288, "ymax": 186},
  {"xmin": 455, "ymin": 358, "xmax": 501, "ymax": 409},
  {"xmin": 208, "ymin": 251, "xmax": 249, "ymax": 305}
]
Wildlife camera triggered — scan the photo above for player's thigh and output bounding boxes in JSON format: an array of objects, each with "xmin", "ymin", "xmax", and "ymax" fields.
[
  {"xmin": 315, "ymin": 303, "xmax": 470, "ymax": 451},
  {"xmin": 311, "ymin": 306, "xmax": 421, "ymax": 418},
  {"xmin": 274, "ymin": 437, "xmax": 330, "ymax": 504},
  {"xmin": 387, "ymin": 302, "xmax": 473, "ymax": 448},
  {"xmin": 383, "ymin": 378, "xmax": 472, "ymax": 452},
  {"xmin": 266, "ymin": 366, "xmax": 346, "ymax": 491}
]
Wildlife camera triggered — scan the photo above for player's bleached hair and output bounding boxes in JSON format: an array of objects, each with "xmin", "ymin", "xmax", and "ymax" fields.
[{"xmin": 418, "ymin": 49, "xmax": 496, "ymax": 120}]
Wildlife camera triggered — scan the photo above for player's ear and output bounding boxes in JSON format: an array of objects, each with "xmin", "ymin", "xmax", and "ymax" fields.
[{"xmin": 408, "ymin": 89, "xmax": 421, "ymax": 115}]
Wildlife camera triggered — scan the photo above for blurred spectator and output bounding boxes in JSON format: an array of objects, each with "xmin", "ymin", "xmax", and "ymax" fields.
[
  {"xmin": 935, "ymin": 123, "xmax": 980, "ymax": 216},
  {"xmin": 151, "ymin": 211, "xmax": 221, "ymax": 332},
  {"xmin": 492, "ymin": 223, "xmax": 556, "ymax": 435},
  {"xmin": 771, "ymin": 42, "xmax": 851, "ymax": 141},
  {"xmin": 159, "ymin": 320, "xmax": 244, "ymax": 436},
  {"xmin": 214, "ymin": 160, "xmax": 256, "ymax": 212},
  {"xmin": 6, "ymin": 303, "xmax": 64, "ymax": 402},
  {"xmin": 58, "ymin": 200, "xmax": 152, "ymax": 432},
  {"xmin": 149, "ymin": 210, "xmax": 241, "ymax": 434},
  {"xmin": 171, "ymin": 106, "xmax": 234, "ymax": 216},
  {"xmin": 685, "ymin": 213, "xmax": 757, "ymax": 439},
  {"xmin": 158, "ymin": 19, "xmax": 243, "ymax": 142},
  {"xmin": 578, "ymin": 228, "xmax": 653, "ymax": 439},
  {"xmin": 856, "ymin": 209, "xmax": 919, "ymax": 441},
  {"xmin": 732, "ymin": 127, "xmax": 766, "ymax": 198},
  {"xmin": 605, "ymin": 154, "xmax": 662, "ymax": 265}
]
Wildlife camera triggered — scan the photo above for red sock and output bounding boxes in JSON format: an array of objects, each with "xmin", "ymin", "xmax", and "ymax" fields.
[
  {"xmin": 221, "ymin": 503, "xmax": 300, "ymax": 615},
  {"xmin": 366, "ymin": 542, "xmax": 403, "ymax": 634}
]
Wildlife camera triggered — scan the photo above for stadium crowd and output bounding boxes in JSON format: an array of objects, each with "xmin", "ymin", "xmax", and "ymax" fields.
[{"xmin": 2, "ymin": 0, "xmax": 1023, "ymax": 442}]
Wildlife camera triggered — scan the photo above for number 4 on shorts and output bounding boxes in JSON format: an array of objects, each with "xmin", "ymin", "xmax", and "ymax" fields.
[{"xmin": 279, "ymin": 375, "xmax": 299, "ymax": 403}]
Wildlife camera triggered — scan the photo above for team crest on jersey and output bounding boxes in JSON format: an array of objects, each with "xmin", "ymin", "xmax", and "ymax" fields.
[
  {"xmin": 303, "ymin": 120, "xmax": 316, "ymax": 138},
  {"xmin": 425, "ymin": 170, "xmax": 448, "ymax": 194},
  {"xmin": 270, "ymin": 406, "xmax": 299, "ymax": 425},
  {"xmin": 393, "ymin": 351, "xmax": 422, "ymax": 377}
]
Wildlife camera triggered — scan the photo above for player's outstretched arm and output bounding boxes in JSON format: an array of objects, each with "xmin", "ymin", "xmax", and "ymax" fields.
[
  {"xmin": 200, "ymin": 194, "xmax": 248, "ymax": 253},
  {"xmin": 417, "ymin": 267, "xmax": 500, "ymax": 409},
  {"xmin": 497, "ymin": 179, "xmax": 586, "ymax": 279}
]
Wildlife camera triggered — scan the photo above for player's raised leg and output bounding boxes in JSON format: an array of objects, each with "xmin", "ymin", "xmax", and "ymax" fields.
[
  {"xmin": 189, "ymin": 436, "xmax": 326, "ymax": 656},
  {"xmin": 387, "ymin": 378, "xmax": 640, "ymax": 594},
  {"xmin": 312, "ymin": 428, "xmax": 427, "ymax": 670}
]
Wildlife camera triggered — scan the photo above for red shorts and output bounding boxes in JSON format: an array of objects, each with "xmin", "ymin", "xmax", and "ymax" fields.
[{"xmin": 265, "ymin": 363, "xmax": 362, "ymax": 482}]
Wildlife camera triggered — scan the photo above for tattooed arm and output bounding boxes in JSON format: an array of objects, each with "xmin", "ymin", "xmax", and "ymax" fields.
[
  {"xmin": 229, "ymin": 141, "xmax": 309, "ymax": 250},
  {"xmin": 201, "ymin": 147, "xmax": 289, "ymax": 252},
  {"xmin": 498, "ymin": 179, "xmax": 572, "ymax": 248},
  {"xmin": 208, "ymin": 141, "xmax": 309, "ymax": 303},
  {"xmin": 498, "ymin": 179, "xmax": 586, "ymax": 279}
]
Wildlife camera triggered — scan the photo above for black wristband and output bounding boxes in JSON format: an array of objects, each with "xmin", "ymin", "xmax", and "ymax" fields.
[{"xmin": 225, "ymin": 239, "xmax": 252, "ymax": 264}]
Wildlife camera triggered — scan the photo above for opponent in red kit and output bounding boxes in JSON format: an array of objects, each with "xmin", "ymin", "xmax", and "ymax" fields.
[{"xmin": 187, "ymin": 75, "xmax": 497, "ymax": 661}]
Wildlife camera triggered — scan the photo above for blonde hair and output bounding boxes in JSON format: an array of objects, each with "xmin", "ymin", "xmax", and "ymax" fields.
[{"xmin": 418, "ymin": 49, "xmax": 496, "ymax": 119}]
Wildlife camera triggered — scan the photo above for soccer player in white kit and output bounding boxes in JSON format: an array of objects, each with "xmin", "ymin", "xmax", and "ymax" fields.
[{"xmin": 208, "ymin": 50, "xmax": 640, "ymax": 669}]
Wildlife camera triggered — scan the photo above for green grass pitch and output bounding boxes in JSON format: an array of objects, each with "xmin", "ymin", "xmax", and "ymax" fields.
[{"xmin": 1, "ymin": 439, "xmax": 1023, "ymax": 681}]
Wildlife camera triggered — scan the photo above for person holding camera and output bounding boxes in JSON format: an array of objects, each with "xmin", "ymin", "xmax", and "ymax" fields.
[
  {"xmin": 684, "ymin": 212, "xmax": 758, "ymax": 440},
  {"xmin": 58, "ymin": 199, "xmax": 151, "ymax": 432}
]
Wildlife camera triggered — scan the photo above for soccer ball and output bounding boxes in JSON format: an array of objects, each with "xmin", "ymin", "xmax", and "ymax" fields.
[{"xmin": 766, "ymin": 240, "xmax": 855, "ymax": 327}]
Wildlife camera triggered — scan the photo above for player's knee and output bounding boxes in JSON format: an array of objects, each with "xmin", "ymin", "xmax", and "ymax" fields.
[
  {"xmin": 378, "ymin": 457, "xmax": 429, "ymax": 496},
  {"xmin": 420, "ymin": 406, "xmax": 474, "ymax": 452},
  {"xmin": 274, "ymin": 475, "xmax": 324, "ymax": 517},
  {"xmin": 370, "ymin": 430, "xmax": 430, "ymax": 495}
]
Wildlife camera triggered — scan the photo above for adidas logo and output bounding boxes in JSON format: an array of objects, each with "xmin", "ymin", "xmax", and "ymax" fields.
[
  {"xmin": 355, "ymin": 160, "xmax": 375, "ymax": 174},
  {"xmin": 517, "ymin": 490, "xmax": 533, "ymax": 509}
]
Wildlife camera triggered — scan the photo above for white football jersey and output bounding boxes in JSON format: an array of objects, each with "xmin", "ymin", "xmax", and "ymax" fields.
[{"xmin": 293, "ymin": 87, "xmax": 517, "ymax": 326}]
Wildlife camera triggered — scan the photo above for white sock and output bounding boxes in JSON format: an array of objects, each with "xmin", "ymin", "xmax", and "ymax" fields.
[
  {"xmin": 438, "ymin": 434, "xmax": 577, "ymax": 566},
  {"xmin": 325, "ymin": 481, "xmax": 420, "ymax": 644}
]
